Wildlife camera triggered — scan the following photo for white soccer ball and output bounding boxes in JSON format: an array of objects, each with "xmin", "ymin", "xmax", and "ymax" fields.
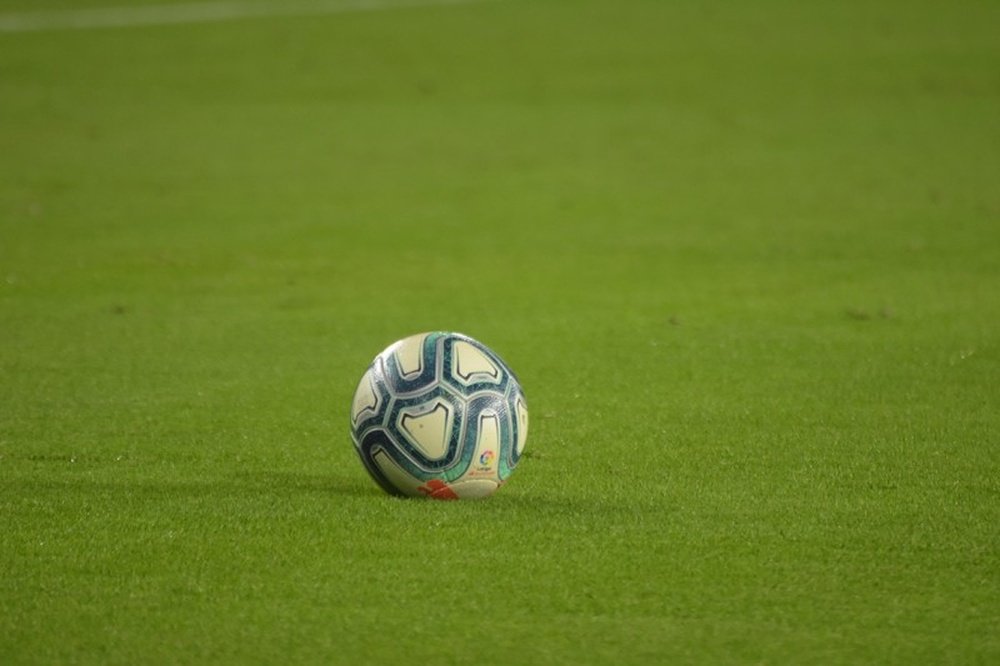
[{"xmin": 350, "ymin": 332, "xmax": 528, "ymax": 499}]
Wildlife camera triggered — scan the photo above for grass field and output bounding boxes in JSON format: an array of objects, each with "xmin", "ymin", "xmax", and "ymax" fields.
[{"xmin": 2, "ymin": 0, "xmax": 999, "ymax": 662}]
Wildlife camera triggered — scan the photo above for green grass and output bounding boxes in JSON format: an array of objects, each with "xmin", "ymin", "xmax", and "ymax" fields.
[{"xmin": 2, "ymin": 0, "xmax": 999, "ymax": 662}]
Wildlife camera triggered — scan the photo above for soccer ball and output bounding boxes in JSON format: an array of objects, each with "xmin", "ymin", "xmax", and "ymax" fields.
[{"xmin": 350, "ymin": 332, "xmax": 528, "ymax": 499}]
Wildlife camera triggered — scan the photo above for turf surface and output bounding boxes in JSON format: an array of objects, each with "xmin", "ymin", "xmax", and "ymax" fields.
[{"xmin": 1, "ymin": 0, "xmax": 999, "ymax": 663}]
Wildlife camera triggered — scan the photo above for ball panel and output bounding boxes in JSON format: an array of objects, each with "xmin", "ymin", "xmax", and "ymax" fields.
[
  {"xmin": 515, "ymin": 394, "xmax": 529, "ymax": 456},
  {"xmin": 388, "ymin": 388, "xmax": 464, "ymax": 470},
  {"xmin": 466, "ymin": 411, "xmax": 500, "ymax": 480},
  {"xmin": 381, "ymin": 332, "xmax": 440, "ymax": 395},
  {"xmin": 389, "ymin": 333, "xmax": 427, "ymax": 378},
  {"xmin": 452, "ymin": 340, "xmax": 501, "ymax": 385},
  {"xmin": 371, "ymin": 447, "xmax": 426, "ymax": 497},
  {"xmin": 350, "ymin": 368, "xmax": 379, "ymax": 426},
  {"xmin": 416, "ymin": 479, "xmax": 460, "ymax": 500},
  {"xmin": 449, "ymin": 478, "xmax": 501, "ymax": 499},
  {"xmin": 350, "ymin": 360, "xmax": 392, "ymax": 434},
  {"xmin": 354, "ymin": 429, "xmax": 408, "ymax": 497},
  {"xmin": 440, "ymin": 334, "xmax": 511, "ymax": 395},
  {"xmin": 397, "ymin": 399, "xmax": 453, "ymax": 461},
  {"xmin": 453, "ymin": 394, "xmax": 514, "ymax": 483}
]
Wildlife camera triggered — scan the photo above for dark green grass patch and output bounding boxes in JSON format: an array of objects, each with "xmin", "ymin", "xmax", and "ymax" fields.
[{"xmin": 2, "ymin": 0, "xmax": 999, "ymax": 663}]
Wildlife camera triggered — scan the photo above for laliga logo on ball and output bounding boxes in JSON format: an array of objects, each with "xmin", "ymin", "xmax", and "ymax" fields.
[{"xmin": 349, "ymin": 332, "xmax": 528, "ymax": 500}]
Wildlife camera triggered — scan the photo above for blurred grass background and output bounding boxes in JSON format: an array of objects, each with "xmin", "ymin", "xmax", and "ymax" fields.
[{"xmin": 1, "ymin": 0, "xmax": 998, "ymax": 663}]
